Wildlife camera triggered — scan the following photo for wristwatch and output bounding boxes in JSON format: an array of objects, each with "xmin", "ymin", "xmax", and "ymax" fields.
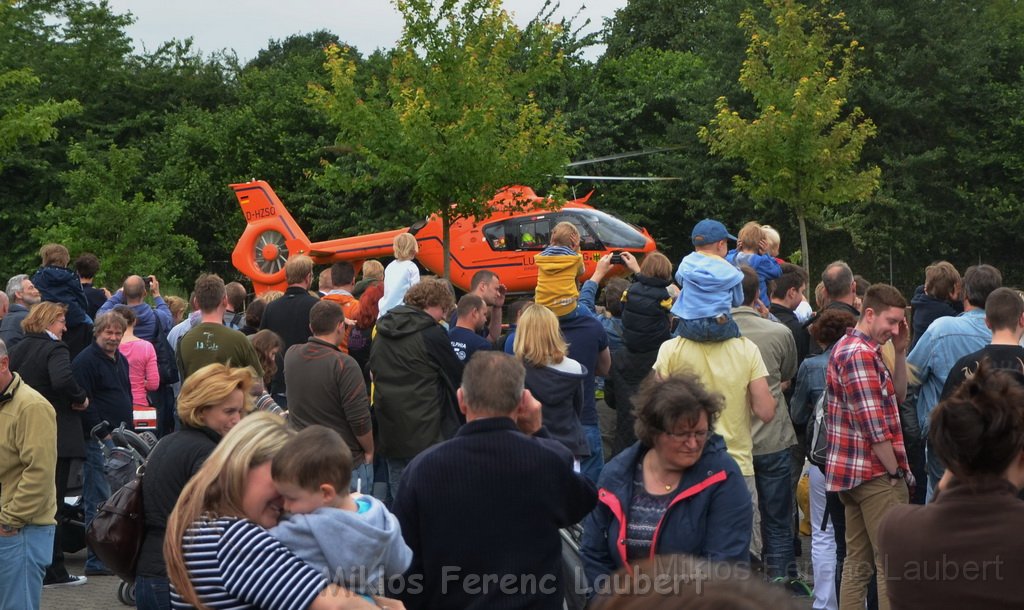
[
  {"xmin": 888, "ymin": 467, "xmax": 906, "ymax": 480},
  {"xmin": 0, "ymin": 524, "xmax": 18, "ymax": 534}
]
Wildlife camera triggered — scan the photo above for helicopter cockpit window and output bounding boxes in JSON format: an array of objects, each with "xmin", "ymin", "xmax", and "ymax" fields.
[
  {"xmin": 563, "ymin": 209, "xmax": 649, "ymax": 250},
  {"xmin": 558, "ymin": 214, "xmax": 601, "ymax": 251},
  {"xmin": 483, "ymin": 217, "xmax": 552, "ymax": 251}
]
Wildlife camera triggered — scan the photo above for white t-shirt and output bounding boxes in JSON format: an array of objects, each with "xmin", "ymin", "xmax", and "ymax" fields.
[{"xmin": 377, "ymin": 259, "xmax": 421, "ymax": 318}]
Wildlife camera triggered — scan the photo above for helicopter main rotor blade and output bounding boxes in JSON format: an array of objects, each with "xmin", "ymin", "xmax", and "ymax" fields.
[
  {"xmin": 566, "ymin": 146, "xmax": 683, "ymax": 168},
  {"xmin": 562, "ymin": 175, "xmax": 681, "ymax": 181}
]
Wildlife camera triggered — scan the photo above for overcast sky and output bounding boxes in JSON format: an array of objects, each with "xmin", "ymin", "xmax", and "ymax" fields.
[{"xmin": 104, "ymin": 0, "xmax": 628, "ymax": 61}]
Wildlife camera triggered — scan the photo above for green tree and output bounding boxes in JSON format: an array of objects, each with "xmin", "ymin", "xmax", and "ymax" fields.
[
  {"xmin": 32, "ymin": 142, "xmax": 200, "ymax": 286},
  {"xmin": 310, "ymin": 0, "xmax": 580, "ymax": 278},
  {"xmin": 0, "ymin": 68, "xmax": 79, "ymax": 170},
  {"xmin": 700, "ymin": 0, "xmax": 879, "ymax": 274}
]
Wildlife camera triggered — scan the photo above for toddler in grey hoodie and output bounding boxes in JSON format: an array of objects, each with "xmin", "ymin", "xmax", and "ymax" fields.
[{"xmin": 269, "ymin": 425, "xmax": 412, "ymax": 596}]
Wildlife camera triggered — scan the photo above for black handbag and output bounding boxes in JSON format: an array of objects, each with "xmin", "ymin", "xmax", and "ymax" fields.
[{"xmin": 86, "ymin": 469, "xmax": 145, "ymax": 581}]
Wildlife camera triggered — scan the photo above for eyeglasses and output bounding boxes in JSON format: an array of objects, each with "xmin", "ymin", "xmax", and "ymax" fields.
[{"xmin": 661, "ymin": 429, "xmax": 710, "ymax": 442}]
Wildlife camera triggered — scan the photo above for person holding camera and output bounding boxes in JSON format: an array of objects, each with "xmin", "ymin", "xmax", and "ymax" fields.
[{"xmin": 97, "ymin": 274, "xmax": 173, "ymax": 344}]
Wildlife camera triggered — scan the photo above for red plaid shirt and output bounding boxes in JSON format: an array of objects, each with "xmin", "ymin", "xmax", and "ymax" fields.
[{"xmin": 824, "ymin": 328, "xmax": 913, "ymax": 491}]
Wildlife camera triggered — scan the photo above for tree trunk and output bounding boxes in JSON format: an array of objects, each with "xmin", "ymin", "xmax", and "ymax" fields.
[
  {"xmin": 798, "ymin": 212, "xmax": 810, "ymax": 279},
  {"xmin": 442, "ymin": 210, "xmax": 451, "ymax": 280}
]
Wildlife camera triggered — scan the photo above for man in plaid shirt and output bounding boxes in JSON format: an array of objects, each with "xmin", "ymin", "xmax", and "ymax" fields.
[{"xmin": 825, "ymin": 283, "xmax": 913, "ymax": 610}]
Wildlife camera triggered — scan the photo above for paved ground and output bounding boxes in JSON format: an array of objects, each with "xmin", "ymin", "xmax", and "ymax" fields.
[{"xmin": 41, "ymin": 549, "xmax": 127, "ymax": 610}]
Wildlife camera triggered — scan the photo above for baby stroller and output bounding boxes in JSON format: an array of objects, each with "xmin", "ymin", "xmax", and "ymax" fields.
[{"xmin": 91, "ymin": 421, "xmax": 158, "ymax": 605}]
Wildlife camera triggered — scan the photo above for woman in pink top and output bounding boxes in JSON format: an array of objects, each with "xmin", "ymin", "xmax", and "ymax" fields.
[{"xmin": 113, "ymin": 304, "xmax": 159, "ymax": 405}]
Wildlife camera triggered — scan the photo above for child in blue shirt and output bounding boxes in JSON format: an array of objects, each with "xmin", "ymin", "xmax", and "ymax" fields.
[
  {"xmin": 669, "ymin": 219, "xmax": 744, "ymax": 342},
  {"xmin": 726, "ymin": 221, "xmax": 781, "ymax": 309}
]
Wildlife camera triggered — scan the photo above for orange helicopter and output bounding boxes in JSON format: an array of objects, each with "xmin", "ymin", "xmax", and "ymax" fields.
[{"xmin": 230, "ymin": 180, "xmax": 658, "ymax": 295}]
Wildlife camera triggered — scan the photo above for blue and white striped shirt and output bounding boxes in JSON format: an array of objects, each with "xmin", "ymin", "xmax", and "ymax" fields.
[{"xmin": 170, "ymin": 516, "xmax": 325, "ymax": 610}]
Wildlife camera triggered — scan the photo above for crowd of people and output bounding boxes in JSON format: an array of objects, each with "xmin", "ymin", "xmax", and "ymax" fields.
[{"xmin": 1, "ymin": 222, "xmax": 1023, "ymax": 610}]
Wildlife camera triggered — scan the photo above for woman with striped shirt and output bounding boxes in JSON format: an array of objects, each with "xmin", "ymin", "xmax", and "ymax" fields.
[{"xmin": 164, "ymin": 412, "xmax": 403, "ymax": 609}]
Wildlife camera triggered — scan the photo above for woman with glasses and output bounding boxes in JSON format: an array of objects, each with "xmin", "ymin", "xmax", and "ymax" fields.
[
  {"xmin": 8, "ymin": 301, "xmax": 90, "ymax": 587},
  {"xmin": 581, "ymin": 372, "xmax": 753, "ymax": 596}
]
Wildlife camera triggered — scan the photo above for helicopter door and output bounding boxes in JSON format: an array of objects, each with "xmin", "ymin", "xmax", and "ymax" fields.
[{"xmin": 483, "ymin": 217, "xmax": 553, "ymax": 251}]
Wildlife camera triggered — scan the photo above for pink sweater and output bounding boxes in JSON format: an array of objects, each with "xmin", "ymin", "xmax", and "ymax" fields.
[{"xmin": 118, "ymin": 339, "xmax": 159, "ymax": 406}]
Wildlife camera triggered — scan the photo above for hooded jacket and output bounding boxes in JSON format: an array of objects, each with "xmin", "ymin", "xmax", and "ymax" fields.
[
  {"xmin": 270, "ymin": 498, "xmax": 412, "ymax": 595},
  {"xmin": 535, "ymin": 249, "xmax": 584, "ymax": 317},
  {"xmin": 370, "ymin": 305, "xmax": 463, "ymax": 459},
  {"xmin": 581, "ymin": 435, "xmax": 751, "ymax": 590},
  {"xmin": 670, "ymin": 251, "xmax": 743, "ymax": 321},
  {"xmin": 32, "ymin": 265, "xmax": 91, "ymax": 327},
  {"xmin": 524, "ymin": 361, "xmax": 589, "ymax": 457},
  {"xmin": 621, "ymin": 274, "xmax": 673, "ymax": 352}
]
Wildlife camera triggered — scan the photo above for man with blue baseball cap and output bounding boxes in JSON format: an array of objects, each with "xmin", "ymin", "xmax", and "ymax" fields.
[{"xmin": 669, "ymin": 218, "xmax": 744, "ymax": 342}]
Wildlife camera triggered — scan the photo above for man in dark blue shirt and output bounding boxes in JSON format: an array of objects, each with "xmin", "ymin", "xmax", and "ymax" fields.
[
  {"xmin": 393, "ymin": 352, "xmax": 596, "ymax": 610},
  {"xmin": 449, "ymin": 294, "xmax": 492, "ymax": 365},
  {"xmin": 72, "ymin": 311, "xmax": 132, "ymax": 575}
]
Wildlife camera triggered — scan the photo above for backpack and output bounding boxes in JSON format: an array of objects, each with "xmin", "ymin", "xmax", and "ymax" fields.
[
  {"xmin": 807, "ymin": 389, "xmax": 829, "ymax": 468},
  {"xmin": 152, "ymin": 316, "xmax": 179, "ymax": 386}
]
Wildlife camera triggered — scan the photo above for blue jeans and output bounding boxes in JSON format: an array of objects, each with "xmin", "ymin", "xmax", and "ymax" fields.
[
  {"xmin": 351, "ymin": 462, "xmax": 374, "ymax": 494},
  {"xmin": 135, "ymin": 574, "xmax": 171, "ymax": 610},
  {"xmin": 0, "ymin": 524, "xmax": 54, "ymax": 610},
  {"xmin": 753, "ymin": 449, "xmax": 795, "ymax": 579},
  {"xmin": 675, "ymin": 314, "xmax": 741, "ymax": 342},
  {"xmin": 82, "ymin": 442, "xmax": 111, "ymax": 571},
  {"xmin": 924, "ymin": 439, "xmax": 945, "ymax": 503},
  {"xmin": 386, "ymin": 458, "xmax": 412, "ymax": 502},
  {"xmin": 580, "ymin": 424, "xmax": 604, "ymax": 484}
]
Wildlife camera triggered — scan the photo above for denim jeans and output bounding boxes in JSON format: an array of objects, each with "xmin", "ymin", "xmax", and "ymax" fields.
[
  {"xmin": 924, "ymin": 439, "xmax": 945, "ymax": 503},
  {"xmin": 82, "ymin": 441, "xmax": 111, "ymax": 571},
  {"xmin": 135, "ymin": 574, "xmax": 172, "ymax": 610},
  {"xmin": 675, "ymin": 315, "xmax": 741, "ymax": 342},
  {"xmin": 0, "ymin": 524, "xmax": 54, "ymax": 610},
  {"xmin": 753, "ymin": 448, "xmax": 795, "ymax": 579},
  {"xmin": 386, "ymin": 457, "xmax": 412, "ymax": 502},
  {"xmin": 579, "ymin": 424, "xmax": 605, "ymax": 484},
  {"xmin": 351, "ymin": 462, "xmax": 374, "ymax": 494}
]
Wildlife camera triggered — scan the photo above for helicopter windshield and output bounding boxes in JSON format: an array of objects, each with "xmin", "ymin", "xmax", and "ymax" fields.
[
  {"xmin": 561, "ymin": 208, "xmax": 650, "ymax": 250},
  {"xmin": 483, "ymin": 208, "xmax": 648, "ymax": 252}
]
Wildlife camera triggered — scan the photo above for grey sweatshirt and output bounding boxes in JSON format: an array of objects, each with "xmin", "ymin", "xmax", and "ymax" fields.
[{"xmin": 269, "ymin": 497, "xmax": 412, "ymax": 595}]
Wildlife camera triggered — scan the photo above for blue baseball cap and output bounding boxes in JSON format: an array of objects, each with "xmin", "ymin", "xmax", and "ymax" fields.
[{"xmin": 691, "ymin": 219, "xmax": 737, "ymax": 246}]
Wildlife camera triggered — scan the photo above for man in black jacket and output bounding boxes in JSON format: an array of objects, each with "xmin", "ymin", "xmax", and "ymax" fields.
[
  {"xmin": 370, "ymin": 278, "xmax": 461, "ymax": 499},
  {"xmin": 260, "ymin": 254, "xmax": 319, "ymax": 406},
  {"xmin": 393, "ymin": 352, "xmax": 597, "ymax": 609}
]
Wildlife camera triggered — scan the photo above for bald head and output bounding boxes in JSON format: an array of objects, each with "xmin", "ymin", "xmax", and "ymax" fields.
[{"xmin": 123, "ymin": 275, "xmax": 146, "ymax": 302}]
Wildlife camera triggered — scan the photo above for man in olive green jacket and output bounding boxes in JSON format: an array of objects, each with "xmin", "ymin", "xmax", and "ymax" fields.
[{"xmin": 0, "ymin": 337, "xmax": 60, "ymax": 608}]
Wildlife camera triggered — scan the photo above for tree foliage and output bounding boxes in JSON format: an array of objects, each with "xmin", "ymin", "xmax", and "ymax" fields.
[
  {"xmin": 310, "ymin": 0, "xmax": 580, "ymax": 278},
  {"xmin": 32, "ymin": 143, "xmax": 200, "ymax": 285},
  {"xmin": 700, "ymin": 0, "xmax": 879, "ymax": 274}
]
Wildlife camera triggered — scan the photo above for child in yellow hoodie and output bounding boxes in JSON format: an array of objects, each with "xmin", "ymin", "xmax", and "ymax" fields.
[{"xmin": 534, "ymin": 222, "xmax": 585, "ymax": 318}]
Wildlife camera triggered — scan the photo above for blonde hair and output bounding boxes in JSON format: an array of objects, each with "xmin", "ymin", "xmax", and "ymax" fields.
[
  {"xmin": 761, "ymin": 225, "xmax": 781, "ymax": 255},
  {"xmin": 513, "ymin": 304, "xmax": 568, "ymax": 366},
  {"xmin": 814, "ymin": 281, "xmax": 828, "ymax": 310},
  {"xmin": 177, "ymin": 363, "xmax": 255, "ymax": 428},
  {"xmin": 394, "ymin": 233, "xmax": 418, "ymax": 261},
  {"xmin": 164, "ymin": 412, "xmax": 294, "ymax": 609},
  {"xmin": 550, "ymin": 222, "xmax": 580, "ymax": 248},
  {"xmin": 260, "ymin": 290, "xmax": 284, "ymax": 303},
  {"xmin": 737, "ymin": 221, "xmax": 766, "ymax": 252},
  {"xmin": 284, "ymin": 254, "xmax": 314, "ymax": 285},
  {"xmin": 39, "ymin": 243, "xmax": 70, "ymax": 267},
  {"xmin": 21, "ymin": 301, "xmax": 67, "ymax": 333},
  {"xmin": 165, "ymin": 296, "xmax": 187, "ymax": 324},
  {"xmin": 361, "ymin": 259, "xmax": 384, "ymax": 281}
]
